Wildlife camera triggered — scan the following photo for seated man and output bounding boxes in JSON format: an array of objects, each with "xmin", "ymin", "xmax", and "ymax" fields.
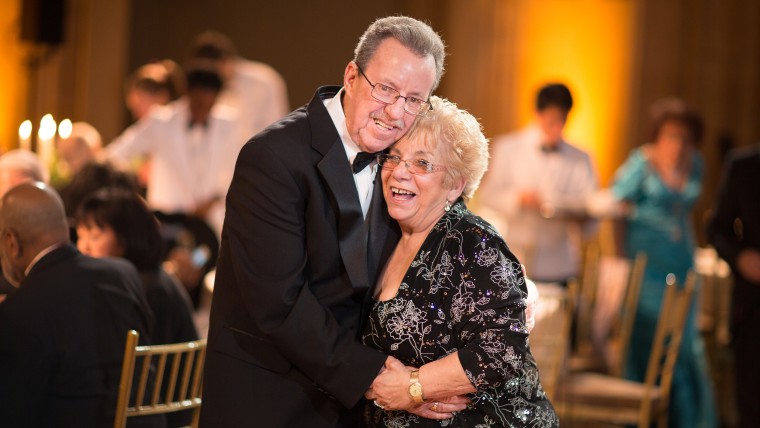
[
  {"xmin": 0, "ymin": 149, "xmax": 48, "ymax": 297},
  {"xmin": 0, "ymin": 183, "xmax": 163, "ymax": 427}
]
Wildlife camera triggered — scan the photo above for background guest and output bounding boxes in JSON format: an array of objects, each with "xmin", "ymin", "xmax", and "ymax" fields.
[
  {"xmin": 0, "ymin": 149, "xmax": 49, "ymax": 297},
  {"xmin": 75, "ymin": 188, "xmax": 198, "ymax": 427},
  {"xmin": 0, "ymin": 149, "xmax": 48, "ymax": 197},
  {"xmin": 707, "ymin": 143, "xmax": 760, "ymax": 428},
  {"xmin": 124, "ymin": 60, "xmax": 185, "ymax": 121},
  {"xmin": 122, "ymin": 60, "xmax": 185, "ymax": 190},
  {"xmin": 0, "ymin": 183, "xmax": 162, "ymax": 427},
  {"xmin": 75, "ymin": 188, "xmax": 198, "ymax": 346},
  {"xmin": 477, "ymin": 83, "xmax": 598, "ymax": 285},
  {"xmin": 610, "ymin": 97, "xmax": 716, "ymax": 428},
  {"xmin": 58, "ymin": 161, "xmax": 139, "ymax": 221},
  {"xmin": 56, "ymin": 121, "xmax": 103, "ymax": 180},
  {"xmin": 106, "ymin": 61, "xmax": 240, "ymax": 237}
]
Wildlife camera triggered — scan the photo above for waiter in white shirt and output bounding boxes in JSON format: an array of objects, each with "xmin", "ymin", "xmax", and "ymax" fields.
[{"xmin": 477, "ymin": 83, "xmax": 598, "ymax": 285}]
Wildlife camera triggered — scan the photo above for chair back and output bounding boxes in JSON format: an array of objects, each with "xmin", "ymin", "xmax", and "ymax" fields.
[
  {"xmin": 611, "ymin": 252, "xmax": 647, "ymax": 377},
  {"xmin": 114, "ymin": 330, "xmax": 207, "ymax": 428},
  {"xmin": 575, "ymin": 243, "xmax": 601, "ymax": 353},
  {"xmin": 639, "ymin": 271, "xmax": 696, "ymax": 426},
  {"xmin": 531, "ymin": 280, "xmax": 574, "ymax": 401}
]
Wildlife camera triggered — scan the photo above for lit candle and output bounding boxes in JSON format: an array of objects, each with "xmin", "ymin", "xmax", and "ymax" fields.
[
  {"xmin": 58, "ymin": 118, "xmax": 72, "ymax": 140},
  {"xmin": 18, "ymin": 120, "xmax": 32, "ymax": 151},
  {"xmin": 38, "ymin": 114, "xmax": 57, "ymax": 171}
]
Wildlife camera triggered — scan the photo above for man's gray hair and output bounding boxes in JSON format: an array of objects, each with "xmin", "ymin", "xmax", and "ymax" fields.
[
  {"xmin": 0, "ymin": 150, "xmax": 48, "ymax": 183},
  {"xmin": 353, "ymin": 16, "xmax": 446, "ymax": 92}
]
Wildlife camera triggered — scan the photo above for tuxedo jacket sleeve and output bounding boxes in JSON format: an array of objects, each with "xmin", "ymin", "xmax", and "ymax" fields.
[
  {"xmin": 0, "ymin": 246, "xmax": 157, "ymax": 427},
  {"xmin": 207, "ymin": 86, "xmax": 390, "ymax": 408}
]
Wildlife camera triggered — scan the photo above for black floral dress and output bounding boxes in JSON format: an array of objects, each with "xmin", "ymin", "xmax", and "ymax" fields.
[{"xmin": 363, "ymin": 200, "xmax": 559, "ymax": 427}]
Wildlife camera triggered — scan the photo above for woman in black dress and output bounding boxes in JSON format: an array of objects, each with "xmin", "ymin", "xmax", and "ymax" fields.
[{"xmin": 364, "ymin": 96, "xmax": 558, "ymax": 427}]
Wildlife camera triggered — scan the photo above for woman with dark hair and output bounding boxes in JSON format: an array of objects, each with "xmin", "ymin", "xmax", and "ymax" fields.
[
  {"xmin": 75, "ymin": 188, "xmax": 198, "ymax": 347},
  {"xmin": 610, "ymin": 98, "xmax": 716, "ymax": 428}
]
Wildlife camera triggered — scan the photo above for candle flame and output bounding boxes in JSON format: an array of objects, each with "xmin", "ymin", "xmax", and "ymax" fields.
[
  {"xmin": 19, "ymin": 120, "xmax": 32, "ymax": 140},
  {"xmin": 38, "ymin": 114, "xmax": 57, "ymax": 140},
  {"xmin": 58, "ymin": 119, "xmax": 73, "ymax": 139}
]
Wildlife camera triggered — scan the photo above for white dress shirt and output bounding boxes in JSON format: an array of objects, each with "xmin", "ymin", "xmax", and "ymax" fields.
[
  {"xmin": 106, "ymin": 98, "xmax": 242, "ymax": 236},
  {"xmin": 323, "ymin": 89, "xmax": 376, "ymax": 218},
  {"xmin": 477, "ymin": 125, "xmax": 598, "ymax": 281}
]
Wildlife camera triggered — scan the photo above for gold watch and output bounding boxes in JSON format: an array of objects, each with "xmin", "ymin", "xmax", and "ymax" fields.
[{"xmin": 408, "ymin": 370, "xmax": 424, "ymax": 404}]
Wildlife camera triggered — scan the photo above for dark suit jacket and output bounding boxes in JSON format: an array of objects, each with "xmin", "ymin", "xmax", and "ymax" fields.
[
  {"xmin": 200, "ymin": 86, "xmax": 398, "ymax": 428},
  {"xmin": 707, "ymin": 145, "xmax": 760, "ymax": 332},
  {"xmin": 0, "ymin": 244, "xmax": 163, "ymax": 428}
]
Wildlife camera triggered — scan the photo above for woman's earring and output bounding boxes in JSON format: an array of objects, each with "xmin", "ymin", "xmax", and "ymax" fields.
[{"xmin": 444, "ymin": 200, "xmax": 451, "ymax": 212}]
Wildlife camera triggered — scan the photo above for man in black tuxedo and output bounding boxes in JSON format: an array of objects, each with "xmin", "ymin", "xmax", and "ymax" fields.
[
  {"xmin": 0, "ymin": 183, "xmax": 162, "ymax": 427},
  {"xmin": 200, "ymin": 16, "xmax": 456, "ymax": 427},
  {"xmin": 707, "ymin": 144, "xmax": 760, "ymax": 428}
]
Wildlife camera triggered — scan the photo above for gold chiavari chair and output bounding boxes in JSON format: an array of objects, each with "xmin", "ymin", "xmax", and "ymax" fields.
[
  {"xmin": 554, "ymin": 271, "xmax": 696, "ymax": 428},
  {"xmin": 114, "ymin": 330, "xmax": 206, "ymax": 428}
]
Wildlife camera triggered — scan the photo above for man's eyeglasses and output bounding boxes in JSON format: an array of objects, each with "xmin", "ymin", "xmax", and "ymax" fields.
[
  {"xmin": 377, "ymin": 154, "xmax": 444, "ymax": 175},
  {"xmin": 357, "ymin": 64, "xmax": 432, "ymax": 117}
]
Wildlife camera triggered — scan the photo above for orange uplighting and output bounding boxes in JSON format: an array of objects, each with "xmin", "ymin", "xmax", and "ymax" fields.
[
  {"xmin": 0, "ymin": 0, "xmax": 29, "ymax": 153},
  {"xmin": 510, "ymin": 0, "xmax": 638, "ymax": 185}
]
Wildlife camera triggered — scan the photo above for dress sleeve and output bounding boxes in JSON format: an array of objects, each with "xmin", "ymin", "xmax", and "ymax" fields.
[{"xmin": 447, "ymin": 227, "xmax": 532, "ymax": 389}]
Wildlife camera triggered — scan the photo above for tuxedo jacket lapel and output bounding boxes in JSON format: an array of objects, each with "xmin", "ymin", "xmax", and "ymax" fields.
[{"xmin": 317, "ymin": 135, "xmax": 370, "ymax": 291}]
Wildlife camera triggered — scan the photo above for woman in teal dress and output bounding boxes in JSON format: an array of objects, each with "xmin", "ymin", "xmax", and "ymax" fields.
[{"xmin": 611, "ymin": 98, "xmax": 716, "ymax": 428}]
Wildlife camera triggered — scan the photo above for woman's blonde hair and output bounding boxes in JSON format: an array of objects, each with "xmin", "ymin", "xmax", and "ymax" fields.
[{"xmin": 402, "ymin": 96, "xmax": 489, "ymax": 201}]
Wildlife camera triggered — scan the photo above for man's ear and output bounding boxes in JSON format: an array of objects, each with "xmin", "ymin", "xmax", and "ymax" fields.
[
  {"xmin": 343, "ymin": 61, "xmax": 360, "ymax": 96},
  {"xmin": 3, "ymin": 229, "xmax": 22, "ymax": 262}
]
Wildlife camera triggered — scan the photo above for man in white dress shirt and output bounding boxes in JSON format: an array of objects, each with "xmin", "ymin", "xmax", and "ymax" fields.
[
  {"xmin": 106, "ymin": 62, "xmax": 241, "ymax": 237},
  {"xmin": 478, "ymin": 83, "xmax": 598, "ymax": 284}
]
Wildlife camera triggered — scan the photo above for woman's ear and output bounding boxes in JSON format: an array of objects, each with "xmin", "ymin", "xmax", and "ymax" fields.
[{"xmin": 447, "ymin": 177, "xmax": 466, "ymax": 202}]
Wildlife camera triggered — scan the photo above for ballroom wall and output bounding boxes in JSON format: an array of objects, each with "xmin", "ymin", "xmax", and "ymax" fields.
[{"xmin": 1, "ymin": 0, "xmax": 758, "ymax": 244}]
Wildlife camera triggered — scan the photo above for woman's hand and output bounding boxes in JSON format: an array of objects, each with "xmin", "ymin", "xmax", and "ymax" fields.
[{"xmin": 408, "ymin": 394, "xmax": 470, "ymax": 419}]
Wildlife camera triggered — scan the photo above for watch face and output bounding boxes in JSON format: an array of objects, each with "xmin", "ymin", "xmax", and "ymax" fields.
[{"xmin": 409, "ymin": 383, "xmax": 423, "ymax": 397}]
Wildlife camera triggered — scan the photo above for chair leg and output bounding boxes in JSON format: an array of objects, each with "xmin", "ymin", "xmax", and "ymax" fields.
[{"xmin": 658, "ymin": 411, "xmax": 668, "ymax": 428}]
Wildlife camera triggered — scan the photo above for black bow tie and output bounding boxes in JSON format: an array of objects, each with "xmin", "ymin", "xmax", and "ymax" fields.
[
  {"xmin": 352, "ymin": 151, "xmax": 377, "ymax": 173},
  {"xmin": 540, "ymin": 144, "xmax": 559, "ymax": 154}
]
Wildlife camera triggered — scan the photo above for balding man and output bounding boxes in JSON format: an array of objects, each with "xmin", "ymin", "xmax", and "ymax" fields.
[{"xmin": 0, "ymin": 183, "xmax": 162, "ymax": 427}]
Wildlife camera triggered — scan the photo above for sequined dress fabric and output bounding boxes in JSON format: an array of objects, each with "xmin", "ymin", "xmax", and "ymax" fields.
[{"xmin": 362, "ymin": 200, "xmax": 558, "ymax": 427}]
